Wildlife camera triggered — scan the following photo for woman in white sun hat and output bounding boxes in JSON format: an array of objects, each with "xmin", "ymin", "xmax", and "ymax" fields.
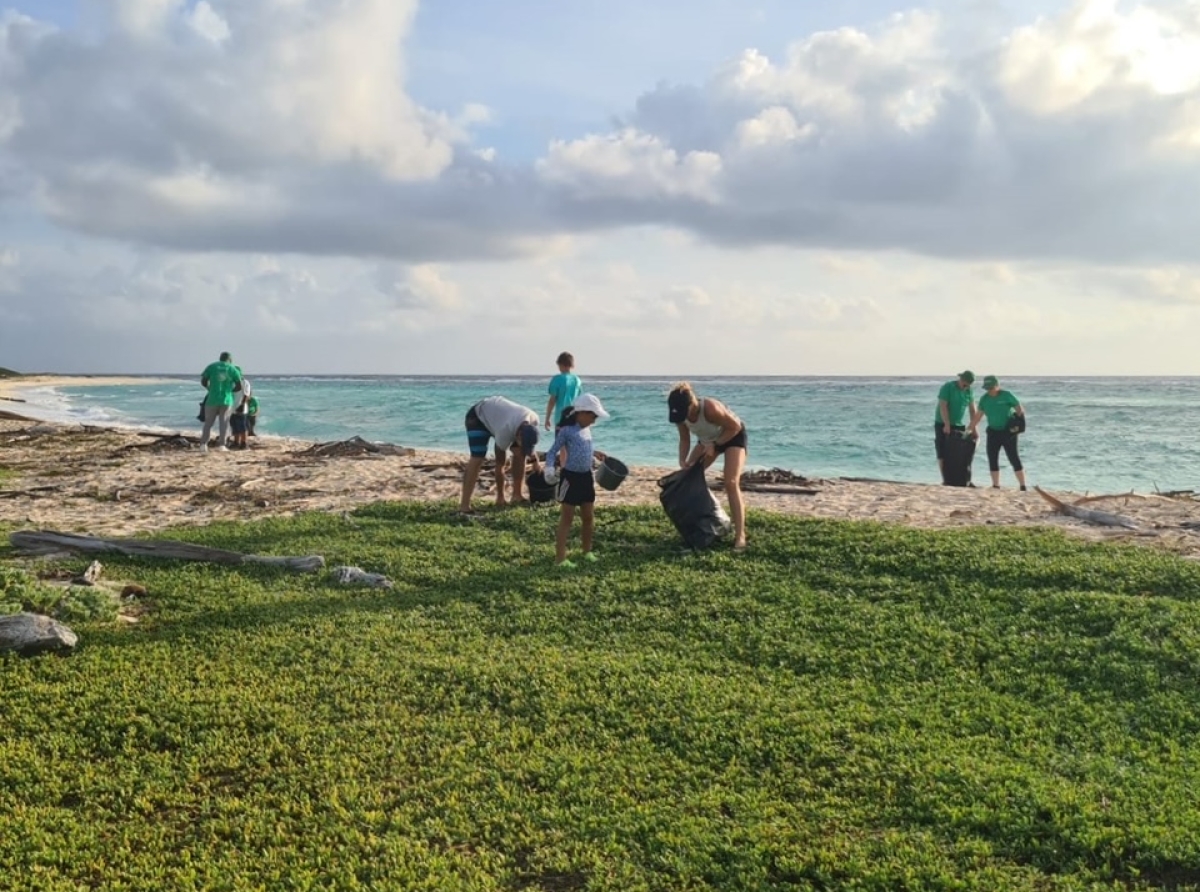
[{"xmin": 542, "ymin": 393, "xmax": 610, "ymax": 568}]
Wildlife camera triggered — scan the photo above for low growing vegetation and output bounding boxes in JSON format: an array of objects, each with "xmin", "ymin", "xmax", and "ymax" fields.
[{"xmin": 2, "ymin": 504, "xmax": 1200, "ymax": 890}]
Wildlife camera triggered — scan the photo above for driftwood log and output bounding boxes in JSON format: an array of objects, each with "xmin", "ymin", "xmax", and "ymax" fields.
[
  {"xmin": 1035, "ymin": 487, "xmax": 1142, "ymax": 530},
  {"xmin": 9, "ymin": 531, "xmax": 325, "ymax": 573},
  {"xmin": 0, "ymin": 613, "xmax": 78, "ymax": 655}
]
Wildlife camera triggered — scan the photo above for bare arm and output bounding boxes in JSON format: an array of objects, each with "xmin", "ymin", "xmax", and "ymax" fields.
[
  {"xmin": 545, "ymin": 396, "xmax": 556, "ymax": 430},
  {"xmin": 939, "ymin": 399, "xmax": 951, "ymax": 432},
  {"xmin": 677, "ymin": 423, "xmax": 691, "ymax": 468},
  {"xmin": 493, "ymin": 447, "xmax": 508, "ymax": 506}
]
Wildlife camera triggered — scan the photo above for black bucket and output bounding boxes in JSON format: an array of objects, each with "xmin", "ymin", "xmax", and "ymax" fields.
[
  {"xmin": 595, "ymin": 456, "xmax": 629, "ymax": 491},
  {"xmin": 526, "ymin": 470, "xmax": 556, "ymax": 504}
]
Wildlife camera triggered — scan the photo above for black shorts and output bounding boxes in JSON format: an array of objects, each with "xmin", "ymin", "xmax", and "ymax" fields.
[
  {"xmin": 556, "ymin": 469, "xmax": 596, "ymax": 506},
  {"xmin": 230, "ymin": 413, "xmax": 247, "ymax": 434},
  {"xmin": 714, "ymin": 426, "xmax": 748, "ymax": 455},
  {"xmin": 934, "ymin": 424, "xmax": 966, "ymax": 459}
]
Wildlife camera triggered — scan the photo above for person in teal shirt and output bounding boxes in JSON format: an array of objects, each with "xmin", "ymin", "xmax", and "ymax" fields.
[
  {"xmin": 198, "ymin": 351, "xmax": 243, "ymax": 453},
  {"xmin": 545, "ymin": 351, "xmax": 583, "ymax": 430},
  {"xmin": 969, "ymin": 375, "xmax": 1027, "ymax": 490},
  {"xmin": 934, "ymin": 370, "xmax": 976, "ymax": 482}
]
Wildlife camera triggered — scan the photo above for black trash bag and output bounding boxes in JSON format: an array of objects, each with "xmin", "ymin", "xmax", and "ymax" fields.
[
  {"xmin": 196, "ymin": 401, "xmax": 205, "ymax": 423},
  {"xmin": 658, "ymin": 462, "xmax": 731, "ymax": 550},
  {"xmin": 942, "ymin": 430, "xmax": 976, "ymax": 487},
  {"xmin": 1007, "ymin": 414, "xmax": 1026, "ymax": 434}
]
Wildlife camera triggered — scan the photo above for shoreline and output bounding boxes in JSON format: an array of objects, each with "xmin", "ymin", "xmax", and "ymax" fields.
[{"xmin": 0, "ymin": 409, "xmax": 1198, "ymax": 558}]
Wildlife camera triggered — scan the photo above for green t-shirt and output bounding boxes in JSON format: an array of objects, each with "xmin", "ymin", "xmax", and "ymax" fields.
[
  {"xmin": 201, "ymin": 361, "xmax": 243, "ymax": 407},
  {"xmin": 934, "ymin": 380, "xmax": 973, "ymax": 426},
  {"xmin": 247, "ymin": 396, "xmax": 259, "ymax": 415},
  {"xmin": 978, "ymin": 390, "xmax": 1021, "ymax": 431}
]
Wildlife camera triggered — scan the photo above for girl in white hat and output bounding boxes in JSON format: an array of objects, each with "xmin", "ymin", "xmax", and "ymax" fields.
[{"xmin": 542, "ymin": 393, "xmax": 610, "ymax": 567}]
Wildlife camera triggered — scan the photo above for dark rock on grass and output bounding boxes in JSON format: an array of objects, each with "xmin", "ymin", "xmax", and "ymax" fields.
[{"xmin": 0, "ymin": 612, "xmax": 78, "ymax": 655}]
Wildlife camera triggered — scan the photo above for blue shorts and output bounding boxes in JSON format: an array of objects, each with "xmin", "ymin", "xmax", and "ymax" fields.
[
  {"xmin": 230, "ymin": 413, "xmax": 248, "ymax": 435},
  {"xmin": 465, "ymin": 406, "xmax": 492, "ymax": 458}
]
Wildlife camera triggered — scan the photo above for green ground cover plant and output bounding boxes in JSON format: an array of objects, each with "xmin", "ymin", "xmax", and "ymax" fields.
[{"xmin": 2, "ymin": 504, "xmax": 1199, "ymax": 891}]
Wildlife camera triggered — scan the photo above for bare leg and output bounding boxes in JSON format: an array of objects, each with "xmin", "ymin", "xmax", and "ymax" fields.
[
  {"xmin": 991, "ymin": 470, "xmax": 1001, "ymax": 488},
  {"xmin": 460, "ymin": 455, "xmax": 485, "ymax": 512},
  {"xmin": 581, "ymin": 503, "xmax": 595, "ymax": 553},
  {"xmin": 1016, "ymin": 468, "xmax": 1028, "ymax": 489},
  {"xmin": 494, "ymin": 448, "xmax": 508, "ymax": 507},
  {"xmin": 723, "ymin": 446, "xmax": 747, "ymax": 548},
  {"xmin": 511, "ymin": 448, "xmax": 528, "ymax": 504},
  {"xmin": 556, "ymin": 505, "xmax": 576, "ymax": 563}
]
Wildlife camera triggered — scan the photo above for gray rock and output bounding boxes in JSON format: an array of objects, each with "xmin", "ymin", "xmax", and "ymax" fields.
[{"xmin": 0, "ymin": 613, "xmax": 78, "ymax": 655}]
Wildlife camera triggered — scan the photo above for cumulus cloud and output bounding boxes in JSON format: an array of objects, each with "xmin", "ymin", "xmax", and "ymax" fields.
[
  {"xmin": 542, "ymin": 1, "xmax": 1200, "ymax": 265},
  {"xmin": 1, "ymin": 0, "xmax": 1200, "ymax": 270}
]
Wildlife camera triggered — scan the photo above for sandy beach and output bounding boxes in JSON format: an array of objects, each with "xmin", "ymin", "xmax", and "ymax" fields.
[{"xmin": 1, "ymin": 375, "xmax": 1199, "ymax": 557}]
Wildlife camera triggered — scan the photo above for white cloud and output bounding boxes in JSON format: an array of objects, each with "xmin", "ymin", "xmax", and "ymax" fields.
[
  {"xmin": 538, "ymin": 129, "xmax": 722, "ymax": 201},
  {"xmin": 187, "ymin": 1, "xmax": 231, "ymax": 44}
]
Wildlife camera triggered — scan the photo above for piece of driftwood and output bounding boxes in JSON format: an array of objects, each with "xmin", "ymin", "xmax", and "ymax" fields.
[
  {"xmin": 0, "ymin": 613, "xmax": 78, "ymax": 655},
  {"xmin": 126, "ymin": 432, "xmax": 197, "ymax": 450},
  {"xmin": 302, "ymin": 436, "xmax": 415, "ymax": 458},
  {"xmin": 0, "ymin": 485, "xmax": 62, "ymax": 500},
  {"xmin": 1035, "ymin": 487, "xmax": 1142, "ymax": 530},
  {"xmin": 9, "ymin": 530, "xmax": 325, "ymax": 573},
  {"xmin": 331, "ymin": 565, "xmax": 394, "ymax": 589},
  {"xmin": 0, "ymin": 395, "xmax": 26, "ymax": 403},
  {"xmin": 0, "ymin": 409, "xmax": 36, "ymax": 422},
  {"xmin": 72, "ymin": 560, "xmax": 103, "ymax": 586}
]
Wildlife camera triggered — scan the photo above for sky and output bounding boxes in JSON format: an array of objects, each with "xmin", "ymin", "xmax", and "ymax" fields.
[{"xmin": 0, "ymin": 0, "xmax": 1198, "ymax": 375}]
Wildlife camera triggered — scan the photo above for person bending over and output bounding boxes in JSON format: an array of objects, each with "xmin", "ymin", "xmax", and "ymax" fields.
[{"xmin": 459, "ymin": 396, "xmax": 542, "ymax": 513}]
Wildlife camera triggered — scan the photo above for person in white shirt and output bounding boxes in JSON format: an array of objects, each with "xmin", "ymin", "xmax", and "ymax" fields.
[{"xmin": 459, "ymin": 396, "xmax": 542, "ymax": 513}]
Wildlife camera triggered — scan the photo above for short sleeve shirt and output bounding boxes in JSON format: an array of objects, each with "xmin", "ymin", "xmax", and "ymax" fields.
[
  {"xmin": 473, "ymin": 397, "xmax": 539, "ymax": 450},
  {"xmin": 978, "ymin": 390, "xmax": 1021, "ymax": 431},
  {"xmin": 547, "ymin": 373, "xmax": 583, "ymax": 424},
  {"xmin": 934, "ymin": 380, "xmax": 973, "ymax": 426},
  {"xmin": 202, "ymin": 361, "xmax": 243, "ymax": 407}
]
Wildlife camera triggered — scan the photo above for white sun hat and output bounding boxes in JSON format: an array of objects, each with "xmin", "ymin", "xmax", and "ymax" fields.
[{"xmin": 572, "ymin": 393, "xmax": 610, "ymax": 419}]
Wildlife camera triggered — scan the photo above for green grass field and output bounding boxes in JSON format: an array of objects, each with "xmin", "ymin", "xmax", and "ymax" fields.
[{"xmin": 3, "ymin": 503, "xmax": 1200, "ymax": 891}]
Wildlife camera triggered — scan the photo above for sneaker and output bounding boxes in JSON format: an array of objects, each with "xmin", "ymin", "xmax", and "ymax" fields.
[
  {"xmin": 582, "ymin": 552, "xmax": 598, "ymax": 563},
  {"xmin": 199, "ymin": 444, "xmax": 208, "ymax": 454},
  {"xmin": 217, "ymin": 445, "xmax": 228, "ymax": 452},
  {"xmin": 1020, "ymin": 485, "xmax": 1028, "ymax": 491},
  {"xmin": 556, "ymin": 559, "xmax": 576, "ymax": 569}
]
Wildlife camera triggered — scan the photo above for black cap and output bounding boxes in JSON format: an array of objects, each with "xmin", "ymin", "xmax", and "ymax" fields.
[{"xmin": 667, "ymin": 391, "xmax": 690, "ymax": 424}]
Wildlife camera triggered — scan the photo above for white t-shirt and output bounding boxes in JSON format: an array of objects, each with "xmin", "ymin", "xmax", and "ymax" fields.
[{"xmin": 473, "ymin": 397, "xmax": 538, "ymax": 450}]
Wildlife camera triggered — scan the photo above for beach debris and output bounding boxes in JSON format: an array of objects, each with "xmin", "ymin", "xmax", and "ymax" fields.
[
  {"xmin": 125, "ymin": 433, "xmax": 197, "ymax": 451},
  {"xmin": 330, "ymin": 565, "xmax": 394, "ymax": 589},
  {"xmin": 0, "ymin": 612, "xmax": 78, "ymax": 655},
  {"xmin": 71, "ymin": 560, "xmax": 104, "ymax": 586},
  {"xmin": 0, "ymin": 485, "xmax": 62, "ymax": 500},
  {"xmin": 1034, "ymin": 487, "xmax": 1143, "ymax": 530},
  {"xmin": 712, "ymin": 467, "xmax": 821, "ymax": 495},
  {"xmin": 121, "ymin": 583, "xmax": 148, "ymax": 599},
  {"xmin": 302, "ymin": 436, "xmax": 415, "ymax": 458},
  {"xmin": 9, "ymin": 530, "xmax": 326, "ymax": 573}
]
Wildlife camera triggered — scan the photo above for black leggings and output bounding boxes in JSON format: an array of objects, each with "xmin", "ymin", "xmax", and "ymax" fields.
[{"xmin": 986, "ymin": 429, "xmax": 1023, "ymax": 473}]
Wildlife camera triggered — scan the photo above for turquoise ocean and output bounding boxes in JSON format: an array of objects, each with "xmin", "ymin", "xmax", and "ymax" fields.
[{"xmin": 18, "ymin": 375, "xmax": 1200, "ymax": 494}]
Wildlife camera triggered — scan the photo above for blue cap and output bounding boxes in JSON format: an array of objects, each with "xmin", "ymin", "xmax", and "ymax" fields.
[{"xmin": 518, "ymin": 422, "xmax": 539, "ymax": 453}]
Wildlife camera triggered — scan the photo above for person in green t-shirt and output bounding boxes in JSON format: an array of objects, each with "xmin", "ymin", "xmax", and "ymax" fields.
[
  {"xmin": 198, "ymin": 351, "xmax": 244, "ymax": 453},
  {"xmin": 247, "ymin": 394, "xmax": 260, "ymax": 437},
  {"xmin": 934, "ymin": 370, "xmax": 977, "ymax": 482},
  {"xmin": 968, "ymin": 375, "xmax": 1027, "ymax": 490}
]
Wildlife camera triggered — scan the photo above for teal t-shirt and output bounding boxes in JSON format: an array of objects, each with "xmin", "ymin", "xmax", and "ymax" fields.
[
  {"xmin": 934, "ymin": 380, "xmax": 973, "ymax": 426},
  {"xmin": 978, "ymin": 390, "xmax": 1021, "ymax": 431},
  {"xmin": 202, "ymin": 361, "xmax": 243, "ymax": 407},
  {"xmin": 547, "ymin": 372, "xmax": 583, "ymax": 424}
]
